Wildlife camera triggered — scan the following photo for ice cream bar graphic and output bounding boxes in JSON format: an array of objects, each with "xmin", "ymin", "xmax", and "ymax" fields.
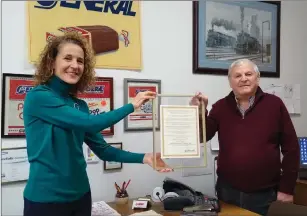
[{"xmin": 46, "ymin": 25, "xmax": 130, "ymax": 54}]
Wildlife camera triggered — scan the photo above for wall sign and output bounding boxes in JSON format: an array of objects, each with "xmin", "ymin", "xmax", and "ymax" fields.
[
  {"xmin": 77, "ymin": 77, "xmax": 114, "ymax": 136},
  {"xmin": 27, "ymin": 1, "xmax": 142, "ymax": 70},
  {"xmin": 123, "ymin": 78, "xmax": 161, "ymax": 131},
  {"xmin": 1, "ymin": 73, "xmax": 34, "ymax": 138}
]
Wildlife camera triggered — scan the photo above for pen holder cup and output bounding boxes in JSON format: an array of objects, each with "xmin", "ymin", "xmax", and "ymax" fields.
[{"xmin": 115, "ymin": 192, "xmax": 129, "ymax": 205}]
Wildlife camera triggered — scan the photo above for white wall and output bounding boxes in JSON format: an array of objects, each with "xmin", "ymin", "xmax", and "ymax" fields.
[{"xmin": 2, "ymin": 1, "xmax": 307, "ymax": 215}]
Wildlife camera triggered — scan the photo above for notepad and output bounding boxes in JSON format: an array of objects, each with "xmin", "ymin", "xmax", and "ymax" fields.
[{"xmin": 91, "ymin": 201, "xmax": 121, "ymax": 216}]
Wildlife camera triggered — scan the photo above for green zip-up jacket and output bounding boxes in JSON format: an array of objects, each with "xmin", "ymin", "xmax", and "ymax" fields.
[{"xmin": 23, "ymin": 75, "xmax": 145, "ymax": 202}]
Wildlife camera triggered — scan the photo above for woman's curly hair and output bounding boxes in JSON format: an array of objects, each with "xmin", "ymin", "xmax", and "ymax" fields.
[{"xmin": 34, "ymin": 31, "xmax": 96, "ymax": 94}]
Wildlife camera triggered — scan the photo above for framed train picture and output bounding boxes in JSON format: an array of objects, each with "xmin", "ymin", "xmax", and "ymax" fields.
[{"xmin": 193, "ymin": 1, "xmax": 281, "ymax": 77}]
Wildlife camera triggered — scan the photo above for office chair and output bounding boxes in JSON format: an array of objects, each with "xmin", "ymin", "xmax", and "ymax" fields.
[{"xmin": 267, "ymin": 201, "xmax": 307, "ymax": 216}]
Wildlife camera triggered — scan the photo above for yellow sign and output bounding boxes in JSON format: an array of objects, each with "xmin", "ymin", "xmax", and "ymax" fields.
[{"xmin": 27, "ymin": 1, "xmax": 142, "ymax": 70}]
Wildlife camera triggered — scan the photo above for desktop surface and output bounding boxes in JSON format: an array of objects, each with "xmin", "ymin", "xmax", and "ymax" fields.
[
  {"xmin": 107, "ymin": 199, "xmax": 259, "ymax": 216},
  {"xmin": 294, "ymin": 179, "xmax": 307, "ymax": 206}
]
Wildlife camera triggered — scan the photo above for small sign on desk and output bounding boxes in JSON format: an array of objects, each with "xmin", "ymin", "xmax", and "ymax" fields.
[{"xmin": 132, "ymin": 198, "xmax": 151, "ymax": 210}]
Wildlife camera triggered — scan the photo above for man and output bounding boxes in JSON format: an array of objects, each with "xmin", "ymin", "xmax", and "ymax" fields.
[{"xmin": 190, "ymin": 59, "xmax": 300, "ymax": 216}]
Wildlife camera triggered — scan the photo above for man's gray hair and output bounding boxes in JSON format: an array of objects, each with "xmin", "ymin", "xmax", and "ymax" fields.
[{"xmin": 228, "ymin": 59, "xmax": 260, "ymax": 77}]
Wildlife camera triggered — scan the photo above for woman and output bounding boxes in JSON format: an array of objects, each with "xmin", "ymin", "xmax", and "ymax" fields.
[{"xmin": 23, "ymin": 32, "xmax": 172, "ymax": 216}]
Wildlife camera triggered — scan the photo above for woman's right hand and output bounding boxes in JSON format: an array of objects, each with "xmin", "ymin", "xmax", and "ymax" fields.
[{"xmin": 131, "ymin": 91, "xmax": 157, "ymax": 110}]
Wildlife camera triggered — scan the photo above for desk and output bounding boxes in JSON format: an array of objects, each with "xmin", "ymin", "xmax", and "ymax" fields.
[
  {"xmin": 294, "ymin": 179, "xmax": 307, "ymax": 206},
  {"xmin": 108, "ymin": 199, "xmax": 259, "ymax": 216}
]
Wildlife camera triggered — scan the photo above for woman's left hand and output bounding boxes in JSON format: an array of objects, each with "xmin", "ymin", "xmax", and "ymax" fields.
[{"xmin": 143, "ymin": 153, "xmax": 173, "ymax": 173}]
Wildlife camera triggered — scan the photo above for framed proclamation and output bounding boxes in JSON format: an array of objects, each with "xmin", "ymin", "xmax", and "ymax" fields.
[
  {"xmin": 123, "ymin": 78, "xmax": 161, "ymax": 131},
  {"xmin": 1, "ymin": 73, "xmax": 35, "ymax": 138},
  {"xmin": 160, "ymin": 105, "xmax": 201, "ymax": 159},
  {"xmin": 78, "ymin": 77, "xmax": 114, "ymax": 136},
  {"xmin": 151, "ymin": 94, "xmax": 207, "ymax": 171}
]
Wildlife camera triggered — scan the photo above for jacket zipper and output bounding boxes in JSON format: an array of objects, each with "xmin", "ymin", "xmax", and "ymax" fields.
[
  {"xmin": 236, "ymin": 106, "xmax": 245, "ymax": 119},
  {"xmin": 241, "ymin": 106, "xmax": 253, "ymax": 119}
]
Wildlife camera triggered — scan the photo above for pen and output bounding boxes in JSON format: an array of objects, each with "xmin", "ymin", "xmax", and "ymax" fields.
[
  {"xmin": 124, "ymin": 179, "xmax": 131, "ymax": 190},
  {"xmin": 115, "ymin": 182, "xmax": 121, "ymax": 189},
  {"xmin": 114, "ymin": 182, "xmax": 121, "ymax": 193},
  {"xmin": 121, "ymin": 181, "xmax": 126, "ymax": 192}
]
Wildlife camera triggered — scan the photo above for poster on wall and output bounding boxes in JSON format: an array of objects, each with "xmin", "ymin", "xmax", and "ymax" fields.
[
  {"xmin": 1, "ymin": 73, "xmax": 34, "ymax": 139},
  {"xmin": 1, "ymin": 148, "xmax": 30, "ymax": 183},
  {"xmin": 77, "ymin": 77, "xmax": 114, "ymax": 136},
  {"xmin": 123, "ymin": 78, "xmax": 161, "ymax": 131},
  {"xmin": 27, "ymin": 1, "xmax": 142, "ymax": 70},
  {"xmin": 1, "ymin": 74, "xmax": 114, "ymax": 140}
]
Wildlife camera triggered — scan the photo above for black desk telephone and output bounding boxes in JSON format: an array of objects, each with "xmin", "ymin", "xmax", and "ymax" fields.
[{"xmin": 161, "ymin": 177, "xmax": 220, "ymax": 213}]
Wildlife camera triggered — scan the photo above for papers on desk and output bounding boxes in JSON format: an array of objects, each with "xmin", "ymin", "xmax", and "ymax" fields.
[
  {"xmin": 129, "ymin": 210, "xmax": 162, "ymax": 215},
  {"xmin": 180, "ymin": 212, "xmax": 217, "ymax": 216},
  {"xmin": 91, "ymin": 201, "xmax": 120, "ymax": 216}
]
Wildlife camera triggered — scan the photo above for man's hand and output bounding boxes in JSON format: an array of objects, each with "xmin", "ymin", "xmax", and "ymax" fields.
[
  {"xmin": 143, "ymin": 153, "xmax": 173, "ymax": 173},
  {"xmin": 190, "ymin": 92, "xmax": 208, "ymax": 108},
  {"xmin": 277, "ymin": 191, "xmax": 293, "ymax": 203},
  {"xmin": 131, "ymin": 91, "xmax": 156, "ymax": 110}
]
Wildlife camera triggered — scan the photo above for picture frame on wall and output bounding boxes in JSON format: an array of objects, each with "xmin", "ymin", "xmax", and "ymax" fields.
[
  {"xmin": 2, "ymin": 147, "xmax": 30, "ymax": 183},
  {"xmin": 85, "ymin": 146, "xmax": 99, "ymax": 164},
  {"xmin": 103, "ymin": 142, "xmax": 123, "ymax": 170},
  {"xmin": 1, "ymin": 73, "xmax": 34, "ymax": 139},
  {"xmin": 123, "ymin": 78, "xmax": 161, "ymax": 131},
  {"xmin": 77, "ymin": 77, "xmax": 114, "ymax": 136},
  {"xmin": 193, "ymin": 1, "xmax": 281, "ymax": 78},
  {"xmin": 1, "ymin": 74, "xmax": 114, "ymax": 139}
]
